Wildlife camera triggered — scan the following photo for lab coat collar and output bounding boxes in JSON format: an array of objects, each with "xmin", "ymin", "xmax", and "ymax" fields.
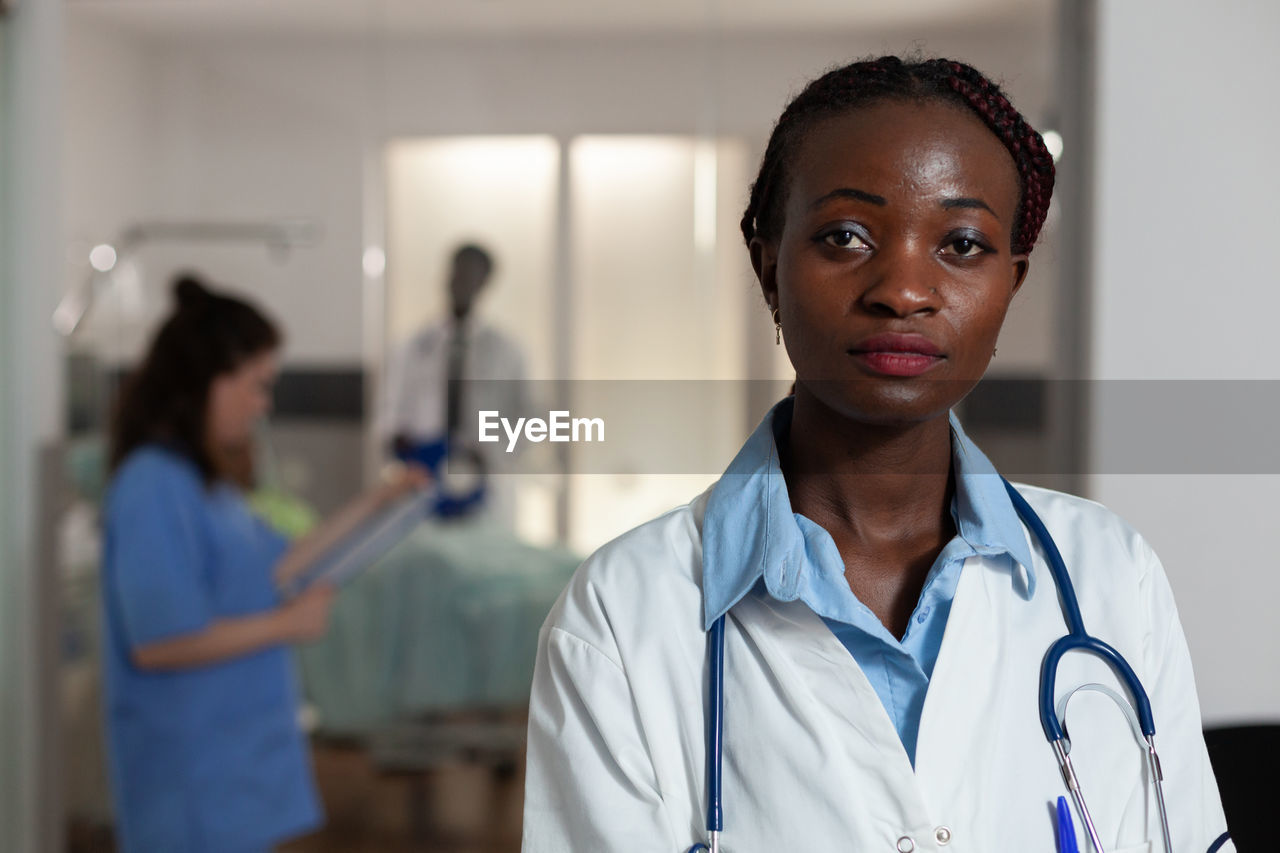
[{"xmin": 701, "ymin": 397, "xmax": 1036, "ymax": 631}]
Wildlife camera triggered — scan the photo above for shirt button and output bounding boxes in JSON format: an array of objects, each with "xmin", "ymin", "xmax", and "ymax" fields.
[
  {"xmin": 896, "ymin": 837, "xmax": 915, "ymax": 853},
  {"xmin": 916, "ymin": 607, "xmax": 931, "ymax": 623},
  {"xmin": 935, "ymin": 826, "xmax": 953, "ymax": 845}
]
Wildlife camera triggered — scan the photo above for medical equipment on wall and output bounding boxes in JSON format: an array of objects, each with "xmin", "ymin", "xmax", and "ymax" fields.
[
  {"xmin": 54, "ymin": 220, "xmax": 316, "ymax": 337},
  {"xmin": 684, "ymin": 478, "xmax": 1207, "ymax": 853}
]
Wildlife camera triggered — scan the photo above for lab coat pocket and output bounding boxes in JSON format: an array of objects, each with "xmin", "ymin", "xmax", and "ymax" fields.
[{"xmin": 1111, "ymin": 843, "xmax": 1152, "ymax": 853}]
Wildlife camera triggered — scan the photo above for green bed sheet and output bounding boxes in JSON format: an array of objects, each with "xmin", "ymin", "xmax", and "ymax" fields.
[{"xmin": 296, "ymin": 519, "xmax": 580, "ymax": 737}]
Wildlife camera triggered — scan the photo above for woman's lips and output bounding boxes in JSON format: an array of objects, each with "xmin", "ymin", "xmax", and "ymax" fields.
[{"xmin": 848, "ymin": 333, "xmax": 945, "ymax": 377}]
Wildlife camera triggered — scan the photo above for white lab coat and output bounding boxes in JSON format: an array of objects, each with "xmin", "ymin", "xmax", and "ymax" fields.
[
  {"xmin": 523, "ymin": 483, "xmax": 1234, "ymax": 853},
  {"xmin": 380, "ymin": 319, "xmax": 527, "ymax": 445}
]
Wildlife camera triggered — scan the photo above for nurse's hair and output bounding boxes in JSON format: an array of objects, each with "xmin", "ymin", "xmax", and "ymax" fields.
[
  {"xmin": 109, "ymin": 274, "xmax": 281, "ymax": 483},
  {"xmin": 741, "ymin": 56, "xmax": 1056, "ymax": 255}
]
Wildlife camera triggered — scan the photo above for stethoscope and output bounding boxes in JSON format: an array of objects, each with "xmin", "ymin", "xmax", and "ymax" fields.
[{"xmin": 685, "ymin": 478, "xmax": 1176, "ymax": 853}]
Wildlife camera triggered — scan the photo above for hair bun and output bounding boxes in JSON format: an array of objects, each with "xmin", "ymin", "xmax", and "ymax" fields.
[{"xmin": 173, "ymin": 273, "xmax": 213, "ymax": 311}]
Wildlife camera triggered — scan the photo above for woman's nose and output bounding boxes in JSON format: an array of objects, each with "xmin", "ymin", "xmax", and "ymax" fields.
[{"xmin": 858, "ymin": 247, "xmax": 941, "ymax": 318}]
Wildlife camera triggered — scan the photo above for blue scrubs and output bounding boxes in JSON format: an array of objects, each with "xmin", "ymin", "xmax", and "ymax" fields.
[{"xmin": 101, "ymin": 446, "xmax": 322, "ymax": 852}]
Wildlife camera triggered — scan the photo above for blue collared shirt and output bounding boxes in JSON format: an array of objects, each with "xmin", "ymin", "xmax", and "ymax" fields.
[{"xmin": 702, "ymin": 397, "xmax": 1035, "ymax": 764}]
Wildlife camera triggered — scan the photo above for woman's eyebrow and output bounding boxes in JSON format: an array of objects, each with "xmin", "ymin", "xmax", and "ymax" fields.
[
  {"xmin": 808, "ymin": 189, "xmax": 1002, "ymax": 221},
  {"xmin": 941, "ymin": 196, "xmax": 999, "ymax": 219},
  {"xmin": 809, "ymin": 187, "xmax": 887, "ymax": 209}
]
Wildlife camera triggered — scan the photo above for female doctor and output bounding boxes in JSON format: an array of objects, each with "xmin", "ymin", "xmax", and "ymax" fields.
[{"xmin": 522, "ymin": 57, "xmax": 1233, "ymax": 852}]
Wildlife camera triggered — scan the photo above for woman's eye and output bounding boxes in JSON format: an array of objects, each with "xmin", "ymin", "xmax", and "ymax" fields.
[
  {"xmin": 942, "ymin": 236, "xmax": 988, "ymax": 257},
  {"xmin": 821, "ymin": 229, "xmax": 869, "ymax": 249}
]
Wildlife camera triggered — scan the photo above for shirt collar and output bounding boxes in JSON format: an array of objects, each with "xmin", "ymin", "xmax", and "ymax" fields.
[{"xmin": 701, "ymin": 397, "xmax": 1036, "ymax": 630}]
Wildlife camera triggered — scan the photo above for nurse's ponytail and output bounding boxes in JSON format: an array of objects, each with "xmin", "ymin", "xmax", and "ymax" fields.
[
  {"xmin": 109, "ymin": 273, "xmax": 282, "ymax": 483},
  {"xmin": 173, "ymin": 274, "xmax": 215, "ymax": 313}
]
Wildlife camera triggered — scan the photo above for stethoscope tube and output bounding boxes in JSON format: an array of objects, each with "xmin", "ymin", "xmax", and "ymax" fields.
[
  {"xmin": 1001, "ymin": 481, "xmax": 1158, "ymax": 743},
  {"xmin": 687, "ymin": 617, "xmax": 725, "ymax": 853},
  {"xmin": 686, "ymin": 614, "xmax": 727, "ymax": 845},
  {"xmin": 705, "ymin": 615, "xmax": 725, "ymax": 852}
]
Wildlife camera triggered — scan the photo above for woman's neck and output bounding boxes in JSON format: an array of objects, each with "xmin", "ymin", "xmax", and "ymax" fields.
[
  {"xmin": 781, "ymin": 389, "xmax": 957, "ymax": 639},
  {"xmin": 781, "ymin": 389, "xmax": 954, "ymax": 551}
]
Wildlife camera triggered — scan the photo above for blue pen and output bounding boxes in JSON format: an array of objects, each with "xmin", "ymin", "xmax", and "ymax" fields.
[{"xmin": 1056, "ymin": 796, "xmax": 1080, "ymax": 853}]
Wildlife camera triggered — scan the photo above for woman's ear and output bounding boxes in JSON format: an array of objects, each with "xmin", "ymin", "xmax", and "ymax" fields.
[
  {"xmin": 751, "ymin": 237, "xmax": 779, "ymax": 308},
  {"xmin": 1010, "ymin": 254, "xmax": 1030, "ymax": 297}
]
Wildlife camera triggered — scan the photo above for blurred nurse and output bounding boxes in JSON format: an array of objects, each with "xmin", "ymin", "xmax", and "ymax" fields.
[{"xmin": 101, "ymin": 275, "xmax": 420, "ymax": 852}]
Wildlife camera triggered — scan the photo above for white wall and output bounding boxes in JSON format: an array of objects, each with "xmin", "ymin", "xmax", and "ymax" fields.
[
  {"xmin": 61, "ymin": 18, "xmax": 158, "ymax": 363},
  {"xmin": 63, "ymin": 19, "xmax": 154, "ymax": 262},
  {"xmin": 1090, "ymin": 0, "xmax": 1280, "ymax": 724}
]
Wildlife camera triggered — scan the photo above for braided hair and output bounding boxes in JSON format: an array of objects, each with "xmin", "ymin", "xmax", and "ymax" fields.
[{"xmin": 741, "ymin": 56, "xmax": 1056, "ymax": 255}]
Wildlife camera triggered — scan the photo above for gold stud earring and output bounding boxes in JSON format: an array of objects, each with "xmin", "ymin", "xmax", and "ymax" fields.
[{"xmin": 772, "ymin": 307, "xmax": 781, "ymax": 345}]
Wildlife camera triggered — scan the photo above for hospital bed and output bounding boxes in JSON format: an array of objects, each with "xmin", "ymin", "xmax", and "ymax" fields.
[{"xmin": 295, "ymin": 517, "xmax": 580, "ymax": 769}]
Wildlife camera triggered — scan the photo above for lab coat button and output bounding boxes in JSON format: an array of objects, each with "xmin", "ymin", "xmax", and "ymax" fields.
[
  {"xmin": 934, "ymin": 826, "xmax": 952, "ymax": 845},
  {"xmin": 896, "ymin": 837, "xmax": 915, "ymax": 853}
]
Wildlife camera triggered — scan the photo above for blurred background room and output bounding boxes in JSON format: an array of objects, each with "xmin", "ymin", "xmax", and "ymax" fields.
[{"xmin": 2, "ymin": 0, "xmax": 1278, "ymax": 850}]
